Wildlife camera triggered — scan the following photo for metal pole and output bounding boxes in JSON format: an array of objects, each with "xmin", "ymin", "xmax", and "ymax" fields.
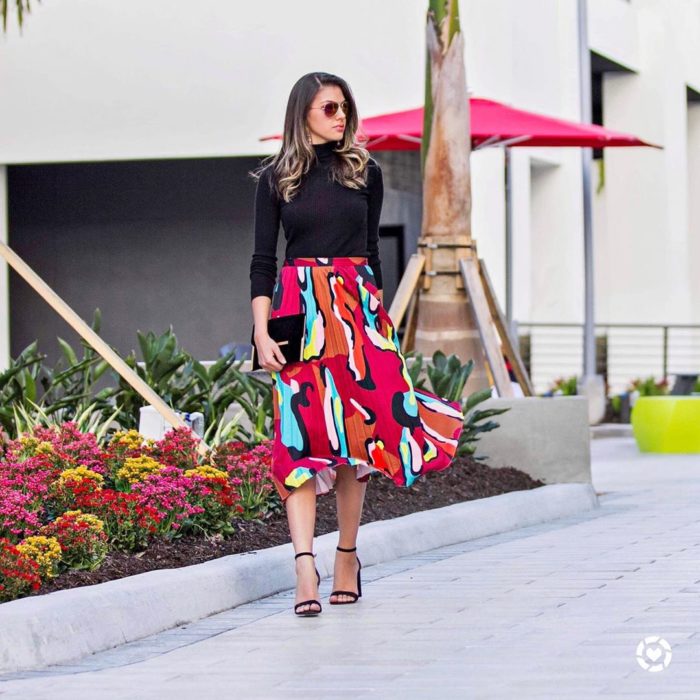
[
  {"xmin": 578, "ymin": 0, "xmax": 596, "ymax": 378},
  {"xmin": 504, "ymin": 147, "xmax": 515, "ymax": 340}
]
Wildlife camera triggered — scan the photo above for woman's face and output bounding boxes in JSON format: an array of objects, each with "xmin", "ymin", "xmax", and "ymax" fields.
[{"xmin": 306, "ymin": 84, "xmax": 349, "ymax": 145}]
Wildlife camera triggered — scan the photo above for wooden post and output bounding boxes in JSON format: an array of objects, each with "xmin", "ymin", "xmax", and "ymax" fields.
[
  {"xmin": 478, "ymin": 258, "xmax": 534, "ymax": 396},
  {"xmin": 458, "ymin": 257, "xmax": 515, "ymax": 397},
  {"xmin": 387, "ymin": 253, "xmax": 425, "ymax": 328},
  {"xmin": 401, "ymin": 290, "xmax": 420, "ymax": 353}
]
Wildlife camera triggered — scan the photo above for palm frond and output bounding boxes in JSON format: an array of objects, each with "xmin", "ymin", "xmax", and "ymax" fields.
[{"xmin": 2, "ymin": 0, "xmax": 40, "ymax": 33}]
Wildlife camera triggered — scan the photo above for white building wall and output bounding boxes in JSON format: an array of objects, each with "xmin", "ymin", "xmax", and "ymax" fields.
[
  {"xmin": 689, "ymin": 103, "xmax": 700, "ymax": 323},
  {"xmin": 589, "ymin": 0, "xmax": 640, "ymax": 70},
  {"xmin": 596, "ymin": 2, "xmax": 696, "ymax": 325},
  {"xmin": 0, "ymin": 0, "xmax": 428, "ymax": 162}
]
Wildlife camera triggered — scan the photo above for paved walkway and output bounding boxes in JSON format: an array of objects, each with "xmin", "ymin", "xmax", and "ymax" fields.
[{"xmin": 1, "ymin": 437, "xmax": 698, "ymax": 699}]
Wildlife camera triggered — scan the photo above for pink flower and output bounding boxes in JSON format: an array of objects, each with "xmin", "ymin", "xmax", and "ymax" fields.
[
  {"xmin": 149, "ymin": 427, "xmax": 202, "ymax": 471},
  {"xmin": 130, "ymin": 466, "xmax": 202, "ymax": 526},
  {"xmin": 0, "ymin": 488, "xmax": 43, "ymax": 542}
]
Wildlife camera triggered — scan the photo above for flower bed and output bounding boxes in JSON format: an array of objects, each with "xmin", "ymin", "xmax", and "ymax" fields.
[
  {"xmin": 1, "ymin": 422, "xmax": 545, "ymax": 603},
  {"xmin": 34, "ymin": 454, "xmax": 544, "ymax": 596},
  {"xmin": 0, "ymin": 423, "xmax": 275, "ymax": 603}
]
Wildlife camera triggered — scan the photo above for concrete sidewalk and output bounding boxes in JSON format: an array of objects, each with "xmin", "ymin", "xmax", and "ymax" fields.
[{"xmin": 1, "ymin": 437, "xmax": 698, "ymax": 699}]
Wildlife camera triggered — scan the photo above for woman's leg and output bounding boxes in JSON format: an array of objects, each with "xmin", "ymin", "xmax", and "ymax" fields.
[
  {"xmin": 286, "ymin": 475, "xmax": 320, "ymax": 613},
  {"xmin": 330, "ymin": 465, "xmax": 368, "ymax": 603}
]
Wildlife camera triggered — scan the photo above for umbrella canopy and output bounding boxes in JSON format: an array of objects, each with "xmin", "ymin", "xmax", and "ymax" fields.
[{"xmin": 260, "ymin": 97, "xmax": 660, "ymax": 150}]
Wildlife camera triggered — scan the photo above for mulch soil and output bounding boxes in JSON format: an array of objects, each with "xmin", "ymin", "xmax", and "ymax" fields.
[{"xmin": 37, "ymin": 455, "xmax": 544, "ymax": 596}]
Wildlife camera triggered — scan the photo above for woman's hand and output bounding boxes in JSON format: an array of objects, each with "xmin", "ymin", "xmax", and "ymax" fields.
[
  {"xmin": 254, "ymin": 331, "xmax": 287, "ymax": 372},
  {"xmin": 251, "ymin": 296, "xmax": 286, "ymax": 372}
]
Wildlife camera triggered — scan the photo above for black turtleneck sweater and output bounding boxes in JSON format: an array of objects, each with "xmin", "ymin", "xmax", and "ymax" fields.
[{"xmin": 249, "ymin": 140, "xmax": 384, "ymax": 300}]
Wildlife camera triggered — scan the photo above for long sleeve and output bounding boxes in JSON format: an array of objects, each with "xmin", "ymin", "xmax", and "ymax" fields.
[
  {"xmin": 249, "ymin": 166, "xmax": 281, "ymax": 300},
  {"xmin": 366, "ymin": 158, "xmax": 384, "ymax": 289}
]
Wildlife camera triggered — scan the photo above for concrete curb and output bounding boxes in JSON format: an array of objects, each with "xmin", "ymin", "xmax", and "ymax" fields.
[{"xmin": 0, "ymin": 482, "xmax": 599, "ymax": 674}]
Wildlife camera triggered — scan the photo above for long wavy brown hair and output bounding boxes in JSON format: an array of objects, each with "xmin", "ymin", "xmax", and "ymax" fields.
[{"xmin": 250, "ymin": 72, "xmax": 372, "ymax": 203}]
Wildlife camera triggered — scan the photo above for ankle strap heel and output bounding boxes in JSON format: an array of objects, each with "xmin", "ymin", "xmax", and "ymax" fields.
[
  {"xmin": 295, "ymin": 551, "xmax": 316, "ymax": 559},
  {"xmin": 293, "ymin": 551, "xmax": 321, "ymax": 616},
  {"xmin": 330, "ymin": 545, "xmax": 362, "ymax": 604}
]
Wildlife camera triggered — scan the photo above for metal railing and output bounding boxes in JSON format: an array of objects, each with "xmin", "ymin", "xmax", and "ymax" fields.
[{"xmin": 515, "ymin": 322, "xmax": 700, "ymax": 394}]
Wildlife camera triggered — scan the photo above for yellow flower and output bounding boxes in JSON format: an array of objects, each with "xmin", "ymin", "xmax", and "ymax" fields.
[
  {"xmin": 61, "ymin": 510, "xmax": 105, "ymax": 532},
  {"xmin": 116, "ymin": 455, "xmax": 165, "ymax": 484},
  {"xmin": 184, "ymin": 465, "xmax": 229, "ymax": 481},
  {"xmin": 110, "ymin": 429, "xmax": 146, "ymax": 451},
  {"xmin": 17, "ymin": 535, "xmax": 62, "ymax": 579},
  {"xmin": 15, "ymin": 435, "xmax": 56, "ymax": 459},
  {"xmin": 58, "ymin": 466, "xmax": 104, "ymax": 487},
  {"xmin": 18, "ymin": 435, "xmax": 39, "ymax": 448}
]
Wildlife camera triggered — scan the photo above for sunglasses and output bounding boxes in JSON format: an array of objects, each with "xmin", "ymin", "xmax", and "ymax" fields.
[{"xmin": 310, "ymin": 100, "xmax": 351, "ymax": 119}]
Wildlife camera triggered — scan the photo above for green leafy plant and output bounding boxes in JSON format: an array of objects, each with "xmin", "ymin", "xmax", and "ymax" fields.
[
  {"xmin": 110, "ymin": 327, "xmax": 201, "ymax": 427},
  {"xmin": 38, "ymin": 311, "xmax": 117, "ymax": 419},
  {"xmin": 36, "ymin": 311, "xmax": 120, "ymax": 429},
  {"xmin": 205, "ymin": 409, "xmax": 246, "ymax": 448},
  {"xmin": 224, "ymin": 368, "xmax": 274, "ymax": 443},
  {"xmin": 628, "ymin": 376, "xmax": 669, "ymax": 397},
  {"xmin": 0, "ymin": 320, "xmax": 274, "ymax": 447},
  {"xmin": 548, "ymin": 375, "xmax": 578, "ymax": 396},
  {"xmin": 610, "ymin": 394, "xmax": 622, "ymax": 416},
  {"xmin": 0, "ymin": 340, "xmax": 45, "ymax": 438},
  {"xmin": 1, "ymin": 311, "xmax": 122, "ymax": 442},
  {"xmin": 405, "ymin": 349, "xmax": 426, "ymax": 388},
  {"xmin": 109, "ymin": 326, "xmax": 271, "ymax": 443},
  {"xmin": 425, "ymin": 350, "xmax": 473, "ymax": 401},
  {"xmin": 457, "ymin": 386, "xmax": 508, "ymax": 459},
  {"xmin": 12, "ymin": 397, "xmax": 122, "ymax": 445},
  {"xmin": 404, "ymin": 349, "xmax": 510, "ymax": 459}
]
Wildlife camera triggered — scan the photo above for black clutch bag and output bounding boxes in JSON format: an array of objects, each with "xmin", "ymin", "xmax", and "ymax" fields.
[{"xmin": 250, "ymin": 313, "xmax": 306, "ymax": 371}]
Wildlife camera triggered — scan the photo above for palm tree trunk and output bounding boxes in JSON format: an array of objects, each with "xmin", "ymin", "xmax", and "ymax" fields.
[{"xmin": 414, "ymin": 0, "xmax": 491, "ymax": 392}]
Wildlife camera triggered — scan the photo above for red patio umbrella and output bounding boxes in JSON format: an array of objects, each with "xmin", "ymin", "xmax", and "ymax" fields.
[{"xmin": 259, "ymin": 96, "xmax": 660, "ymax": 150}]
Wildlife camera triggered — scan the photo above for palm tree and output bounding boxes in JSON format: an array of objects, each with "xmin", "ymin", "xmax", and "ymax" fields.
[
  {"xmin": 2, "ymin": 0, "xmax": 38, "ymax": 33},
  {"xmin": 415, "ymin": 0, "xmax": 491, "ymax": 392}
]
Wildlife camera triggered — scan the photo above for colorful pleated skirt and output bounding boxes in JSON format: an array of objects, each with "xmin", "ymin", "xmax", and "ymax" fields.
[{"xmin": 269, "ymin": 255, "xmax": 465, "ymax": 502}]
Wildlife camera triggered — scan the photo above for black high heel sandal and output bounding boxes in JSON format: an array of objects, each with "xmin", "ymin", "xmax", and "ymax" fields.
[
  {"xmin": 293, "ymin": 551, "xmax": 322, "ymax": 616},
  {"xmin": 329, "ymin": 545, "xmax": 362, "ymax": 604}
]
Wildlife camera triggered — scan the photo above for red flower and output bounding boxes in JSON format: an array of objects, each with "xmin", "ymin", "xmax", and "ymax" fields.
[{"xmin": 0, "ymin": 537, "xmax": 42, "ymax": 602}]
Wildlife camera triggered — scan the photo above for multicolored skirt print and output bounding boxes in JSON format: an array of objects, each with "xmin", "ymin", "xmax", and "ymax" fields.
[{"xmin": 269, "ymin": 256, "xmax": 465, "ymax": 502}]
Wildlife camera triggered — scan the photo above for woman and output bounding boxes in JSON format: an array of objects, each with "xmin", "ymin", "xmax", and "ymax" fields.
[{"xmin": 249, "ymin": 72, "xmax": 465, "ymax": 617}]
